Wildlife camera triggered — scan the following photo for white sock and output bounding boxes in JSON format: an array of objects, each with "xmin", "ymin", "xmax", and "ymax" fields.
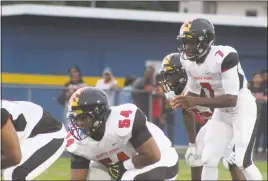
[
  {"xmin": 201, "ymin": 166, "xmax": 218, "ymax": 180},
  {"xmin": 242, "ymin": 164, "xmax": 262, "ymax": 180}
]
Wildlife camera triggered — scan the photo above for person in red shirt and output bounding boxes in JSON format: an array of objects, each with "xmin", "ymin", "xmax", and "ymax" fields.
[{"xmin": 151, "ymin": 74, "xmax": 165, "ymax": 130}]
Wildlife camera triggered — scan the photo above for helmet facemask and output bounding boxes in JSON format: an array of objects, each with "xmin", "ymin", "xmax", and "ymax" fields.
[
  {"xmin": 159, "ymin": 67, "xmax": 188, "ymax": 95},
  {"xmin": 177, "ymin": 31, "xmax": 214, "ymax": 62},
  {"xmin": 68, "ymin": 105, "xmax": 107, "ymax": 141}
]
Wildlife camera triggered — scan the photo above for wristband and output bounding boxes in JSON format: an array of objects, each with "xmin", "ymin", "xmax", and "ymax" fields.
[{"xmin": 123, "ymin": 158, "xmax": 135, "ymax": 170}]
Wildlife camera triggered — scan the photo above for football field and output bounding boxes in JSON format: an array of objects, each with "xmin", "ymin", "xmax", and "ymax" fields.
[{"xmin": 36, "ymin": 157, "xmax": 267, "ymax": 180}]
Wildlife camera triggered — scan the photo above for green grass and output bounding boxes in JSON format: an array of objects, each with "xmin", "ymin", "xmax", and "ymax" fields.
[{"xmin": 35, "ymin": 157, "xmax": 267, "ymax": 180}]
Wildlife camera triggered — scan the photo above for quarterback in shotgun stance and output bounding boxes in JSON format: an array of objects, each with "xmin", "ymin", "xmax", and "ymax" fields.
[
  {"xmin": 159, "ymin": 52, "xmax": 246, "ymax": 181},
  {"xmin": 170, "ymin": 18, "xmax": 262, "ymax": 180}
]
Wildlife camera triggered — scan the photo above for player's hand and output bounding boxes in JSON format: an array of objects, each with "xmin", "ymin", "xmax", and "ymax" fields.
[
  {"xmin": 185, "ymin": 143, "xmax": 202, "ymax": 167},
  {"xmin": 108, "ymin": 162, "xmax": 127, "ymax": 180},
  {"xmin": 171, "ymin": 95, "xmax": 197, "ymax": 109},
  {"xmin": 222, "ymin": 151, "xmax": 235, "ymax": 169}
]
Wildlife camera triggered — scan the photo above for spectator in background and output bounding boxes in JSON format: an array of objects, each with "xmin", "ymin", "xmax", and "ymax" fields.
[
  {"xmin": 57, "ymin": 66, "xmax": 87, "ymax": 128},
  {"xmin": 118, "ymin": 76, "xmax": 136, "ymax": 104},
  {"xmin": 261, "ymin": 69, "xmax": 268, "ymax": 100},
  {"xmin": 248, "ymin": 72, "xmax": 266, "ymax": 154},
  {"xmin": 260, "ymin": 69, "xmax": 268, "ymax": 154},
  {"xmin": 151, "ymin": 74, "xmax": 165, "ymax": 131},
  {"xmin": 132, "ymin": 66, "xmax": 155, "ymax": 118},
  {"xmin": 95, "ymin": 67, "xmax": 118, "ymax": 106},
  {"xmin": 162, "ymin": 97, "xmax": 175, "ymax": 146},
  {"xmin": 248, "ymin": 72, "xmax": 264, "ymax": 100}
]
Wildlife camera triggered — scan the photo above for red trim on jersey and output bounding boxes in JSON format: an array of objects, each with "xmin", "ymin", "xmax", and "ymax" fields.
[
  {"xmin": 222, "ymin": 68, "xmax": 231, "ymax": 73},
  {"xmin": 66, "ymin": 131, "xmax": 73, "ymax": 139},
  {"xmin": 66, "ymin": 138, "xmax": 74, "ymax": 147},
  {"xmin": 215, "ymin": 50, "xmax": 224, "ymax": 57}
]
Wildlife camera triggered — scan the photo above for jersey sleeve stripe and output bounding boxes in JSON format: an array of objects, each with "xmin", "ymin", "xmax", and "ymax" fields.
[
  {"xmin": 130, "ymin": 108, "xmax": 152, "ymax": 149},
  {"xmin": 221, "ymin": 52, "xmax": 239, "ymax": 72}
]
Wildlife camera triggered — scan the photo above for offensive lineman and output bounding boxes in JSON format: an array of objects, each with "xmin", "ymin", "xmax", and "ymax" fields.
[
  {"xmin": 1, "ymin": 108, "xmax": 22, "ymax": 169},
  {"xmin": 1, "ymin": 100, "xmax": 67, "ymax": 180},
  {"xmin": 171, "ymin": 18, "xmax": 262, "ymax": 180},
  {"xmin": 159, "ymin": 52, "xmax": 246, "ymax": 180},
  {"xmin": 65, "ymin": 86, "xmax": 178, "ymax": 180}
]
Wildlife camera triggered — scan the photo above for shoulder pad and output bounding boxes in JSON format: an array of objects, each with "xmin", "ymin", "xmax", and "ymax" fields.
[
  {"xmin": 212, "ymin": 45, "xmax": 237, "ymax": 63},
  {"xmin": 113, "ymin": 103, "xmax": 137, "ymax": 137},
  {"xmin": 206, "ymin": 46, "xmax": 237, "ymax": 73}
]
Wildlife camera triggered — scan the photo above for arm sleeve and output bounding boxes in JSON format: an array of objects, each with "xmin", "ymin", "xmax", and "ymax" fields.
[
  {"xmin": 130, "ymin": 108, "xmax": 152, "ymax": 149},
  {"xmin": 221, "ymin": 52, "xmax": 240, "ymax": 95},
  {"xmin": 70, "ymin": 153, "xmax": 91, "ymax": 169},
  {"xmin": 1, "ymin": 108, "xmax": 11, "ymax": 128},
  {"xmin": 222, "ymin": 66, "xmax": 240, "ymax": 95},
  {"xmin": 221, "ymin": 52, "xmax": 239, "ymax": 72}
]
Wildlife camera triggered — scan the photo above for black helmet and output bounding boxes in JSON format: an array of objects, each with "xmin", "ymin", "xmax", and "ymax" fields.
[
  {"xmin": 159, "ymin": 53, "xmax": 188, "ymax": 95},
  {"xmin": 177, "ymin": 18, "xmax": 215, "ymax": 62},
  {"xmin": 67, "ymin": 86, "xmax": 111, "ymax": 141}
]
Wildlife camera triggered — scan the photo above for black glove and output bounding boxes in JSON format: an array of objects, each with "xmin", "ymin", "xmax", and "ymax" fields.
[{"xmin": 108, "ymin": 162, "xmax": 127, "ymax": 180}]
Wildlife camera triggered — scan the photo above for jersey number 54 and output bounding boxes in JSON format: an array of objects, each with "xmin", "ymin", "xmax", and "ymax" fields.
[{"xmin": 118, "ymin": 110, "xmax": 132, "ymax": 128}]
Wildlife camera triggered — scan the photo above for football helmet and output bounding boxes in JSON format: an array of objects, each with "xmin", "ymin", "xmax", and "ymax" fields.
[
  {"xmin": 159, "ymin": 53, "xmax": 188, "ymax": 95},
  {"xmin": 177, "ymin": 18, "xmax": 215, "ymax": 62},
  {"xmin": 67, "ymin": 86, "xmax": 111, "ymax": 141}
]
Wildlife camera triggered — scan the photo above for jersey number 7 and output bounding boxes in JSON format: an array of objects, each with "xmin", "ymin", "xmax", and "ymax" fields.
[
  {"xmin": 200, "ymin": 83, "xmax": 215, "ymax": 97},
  {"xmin": 189, "ymin": 108, "xmax": 212, "ymax": 118}
]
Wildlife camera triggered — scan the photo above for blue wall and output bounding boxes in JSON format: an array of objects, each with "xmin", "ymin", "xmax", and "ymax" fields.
[{"xmin": 2, "ymin": 15, "xmax": 267, "ymax": 145}]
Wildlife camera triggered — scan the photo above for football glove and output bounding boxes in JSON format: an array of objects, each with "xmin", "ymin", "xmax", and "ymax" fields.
[
  {"xmin": 108, "ymin": 162, "xmax": 127, "ymax": 180},
  {"xmin": 185, "ymin": 143, "xmax": 202, "ymax": 167},
  {"xmin": 222, "ymin": 151, "xmax": 235, "ymax": 169}
]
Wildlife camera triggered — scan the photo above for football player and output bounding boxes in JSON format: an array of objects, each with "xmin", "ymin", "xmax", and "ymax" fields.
[
  {"xmin": 1, "ymin": 100, "xmax": 67, "ymax": 180},
  {"xmin": 171, "ymin": 18, "xmax": 262, "ymax": 180},
  {"xmin": 65, "ymin": 86, "xmax": 179, "ymax": 180},
  {"xmin": 159, "ymin": 52, "xmax": 246, "ymax": 181},
  {"xmin": 1, "ymin": 108, "xmax": 22, "ymax": 169}
]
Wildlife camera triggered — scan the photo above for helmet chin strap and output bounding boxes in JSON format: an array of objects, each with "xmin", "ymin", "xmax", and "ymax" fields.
[
  {"xmin": 195, "ymin": 40, "xmax": 214, "ymax": 63},
  {"xmin": 91, "ymin": 122, "xmax": 106, "ymax": 141},
  {"xmin": 90, "ymin": 108, "xmax": 111, "ymax": 141}
]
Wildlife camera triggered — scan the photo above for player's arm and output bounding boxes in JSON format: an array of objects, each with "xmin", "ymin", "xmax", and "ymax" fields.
[
  {"xmin": 182, "ymin": 107, "xmax": 196, "ymax": 143},
  {"xmin": 70, "ymin": 153, "xmax": 90, "ymax": 181},
  {"xmin": 179, "ymin": 78, "xmax": 200, "ymax": 143},
  {"xmin": 128, "ymin": 108, "xmax": 161, "ymax": 169},
  {"xmin": 1, "ymin": 108, "xmax": 22, "ymax": 169},
  {"xmin": 182, "ymin": 52, "xmax": 239, "ymax": 108},
  {"xmin": 181, "ymin": 92, "xmax": 197, "ymax": 144}
]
